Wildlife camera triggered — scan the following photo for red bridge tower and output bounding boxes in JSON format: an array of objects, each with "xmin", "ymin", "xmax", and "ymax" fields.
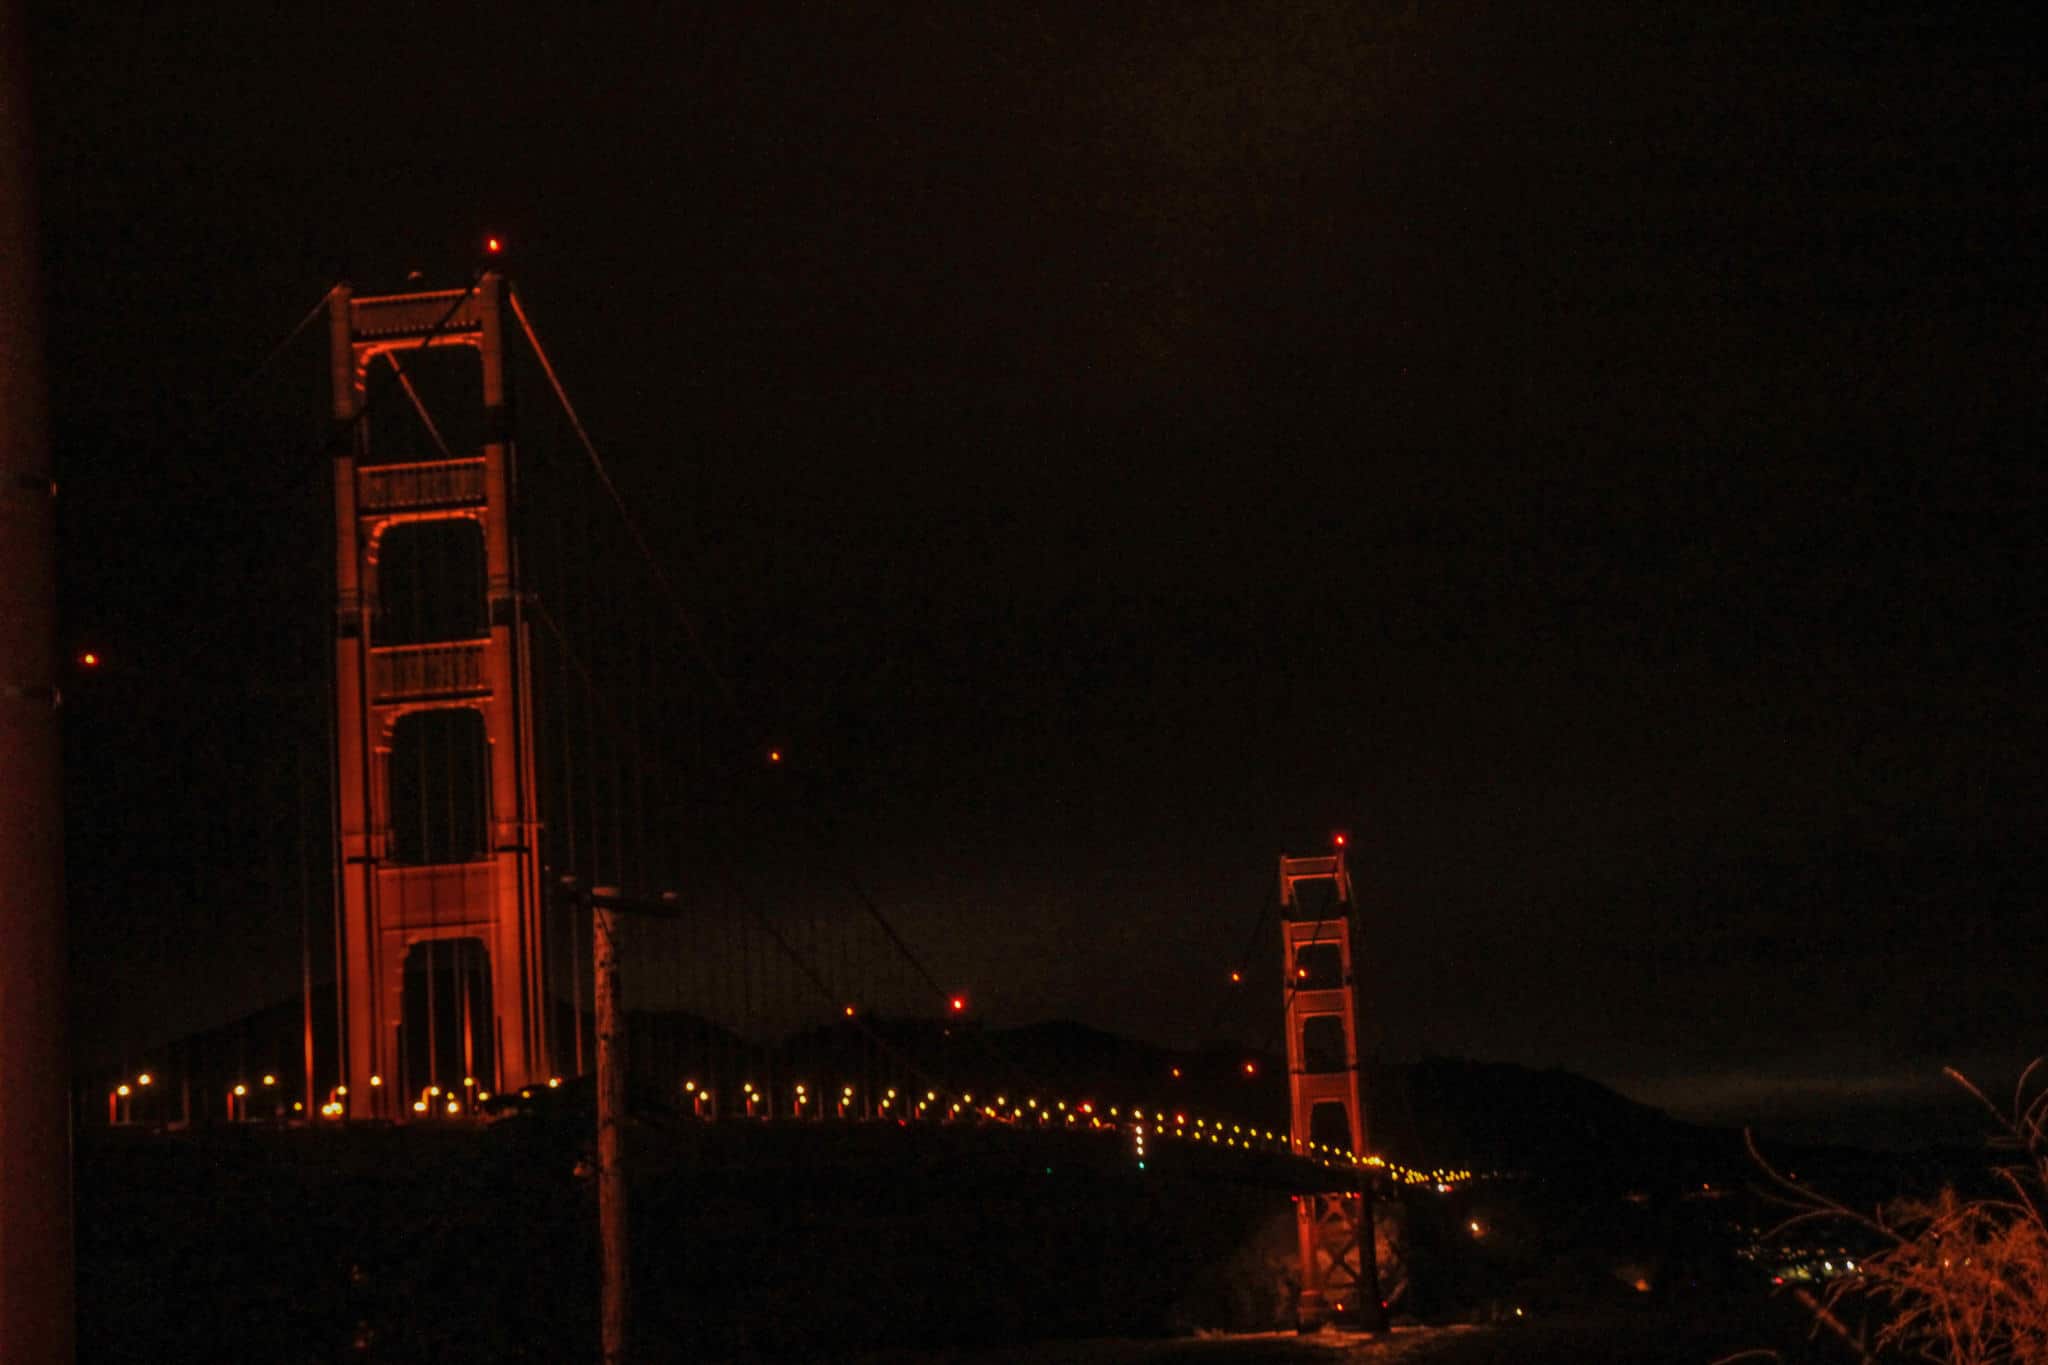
[
  {"xmin": 1279, "ymin": 846, "xmax": 1384, "ymax": 1332},
  {"xmin": 328, "ymin": 274, "xmax": 548, "ymax": 1119}
]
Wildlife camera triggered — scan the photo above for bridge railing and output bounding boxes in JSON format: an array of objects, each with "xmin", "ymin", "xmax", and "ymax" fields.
[{"xmin": 370, "ymin": 641, "xmax": 488, "ymax": 703}]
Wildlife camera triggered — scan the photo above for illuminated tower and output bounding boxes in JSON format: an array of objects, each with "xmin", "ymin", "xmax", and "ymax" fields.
[
  {"xmin": 329, "ymin": 274, "xmax": 547, "ymax": 1118},
  {"xmin": 1279, "ymin": 846, "xmax": 1381, "ymax": 1330}
]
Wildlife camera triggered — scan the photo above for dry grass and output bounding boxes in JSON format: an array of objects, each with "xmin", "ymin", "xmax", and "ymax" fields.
[{"xmin": 1747, "ymin": 1061, "xmax": 2048, "ymax": 1365}]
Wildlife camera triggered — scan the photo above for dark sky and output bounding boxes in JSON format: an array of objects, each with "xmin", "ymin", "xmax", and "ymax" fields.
[{"xmin": 30, "ymin": 2, "xmax": 2044, "ymax": 1145}]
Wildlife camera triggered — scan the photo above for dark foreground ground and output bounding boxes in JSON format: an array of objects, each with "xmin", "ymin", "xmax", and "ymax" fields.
[
  {"xmin": 77, "ymin": 1119, "xmax": 1837, "ymax": 1363},
  {"xmin": 855, "ymin": 1314, "xmax": 1816, "ymax": 1364}
]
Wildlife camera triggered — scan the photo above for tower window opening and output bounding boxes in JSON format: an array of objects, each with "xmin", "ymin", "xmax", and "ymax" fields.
[{"xmin": 388, "ymin": 708, "xmax": 490, "ymax": 864}]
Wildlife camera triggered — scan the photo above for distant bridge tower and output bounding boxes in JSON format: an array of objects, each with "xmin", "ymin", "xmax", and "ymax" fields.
[
  {"xmin": 329, "ymin": 274, "xmax": 547, "ymax": 1119},
  {"xmin": 1279, "ymin": 846, "xmax": 1383, "ymax": 1332}
]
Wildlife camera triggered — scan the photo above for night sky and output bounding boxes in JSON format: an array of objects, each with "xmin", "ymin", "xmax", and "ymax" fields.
[{"xmin": 29, "ymin": 2, "xmax": 2043, "ymax": 1147}]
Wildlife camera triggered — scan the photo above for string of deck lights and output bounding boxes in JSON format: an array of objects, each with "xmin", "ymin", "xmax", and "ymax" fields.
[
  {"xmin": 119, "ymin": 1062, "xmax": 1481, "ymax": 1186},
  {"xmin": 633, "ymin": 1074, "xmax": 1478, "ymax": 1189}
]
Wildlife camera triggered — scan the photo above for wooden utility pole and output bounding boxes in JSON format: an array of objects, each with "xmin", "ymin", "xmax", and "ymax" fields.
[
  {"xmin": 592, "ymin": 886, "xmax": 629, "ymax": 1364},
  {"xmin": 0, "ymin": 1, "xmax": 76, "ymax": 1355},
  {"xmin": 559, "ymin": 880, "xmax": 682, "ymax": 1364}
]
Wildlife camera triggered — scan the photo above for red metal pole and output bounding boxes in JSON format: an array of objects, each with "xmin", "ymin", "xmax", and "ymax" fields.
[{"xmin": 0, "ymin": 2, "xmax": 76, "ymax": 1356}]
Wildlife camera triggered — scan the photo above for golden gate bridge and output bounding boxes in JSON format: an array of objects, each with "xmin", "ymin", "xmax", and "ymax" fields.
[{"xmin": 86, "ymin": 255, "xmax": 1473, "ymax": 1343}]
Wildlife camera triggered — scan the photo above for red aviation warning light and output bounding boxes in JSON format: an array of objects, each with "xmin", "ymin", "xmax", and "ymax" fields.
[
  {"xmin": 484, "ymin": 235, "xmax": 504, "ymax": 255},
  {"xmin": 948, "ymin": 994, "xmax": 968, "ymax": 1014},
  {"xmin": 1333, "ymin": 831, "xmax": 1348, "ymax": 848},
  {"xmin": 78, "ymin": 651, "xmax": 99, "ymax": 668}
]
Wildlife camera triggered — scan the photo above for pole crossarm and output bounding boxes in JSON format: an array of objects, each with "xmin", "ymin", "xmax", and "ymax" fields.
[{"xmin": 556, "ymin": 878, "xmax": 683, "ymax": 919}]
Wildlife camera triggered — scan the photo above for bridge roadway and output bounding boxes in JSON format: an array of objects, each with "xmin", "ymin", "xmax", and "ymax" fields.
[{"xmin": 486, "ymin": 1082, "xmax": 1471, "ymax": 1197}]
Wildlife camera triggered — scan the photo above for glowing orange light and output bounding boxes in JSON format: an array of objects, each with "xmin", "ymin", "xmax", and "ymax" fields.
[
  {"xmin": 1243, "ymin": 1061, "xmax": 1257, "ymax": 1075},
  {"xmin": 369, "ymin": 1074, "xmax": 382, "ymax": 1087},
  {"xmin": 116, "ymin": 1084, "xmax": 130, "ymax": 1097},
  {"xmin": 136, "ymin": 1073, "xmax": 153, "ymax": 1086},
  {"xmin": 485, "ymin": 236, "xmax": 503, "ymax": 254},
  {"xmin": 844, "ymin": 1004, "xmax": 856, "ymax": 1017},
  {"xmin": 262, "ymin": 1074, "xmax": 276, "ymax": 1087},
  {"xmin": 949, "ymin": 995, "xmax": 968, "ymax": 1013},
  {"xmin": 79, "ymin": 652, "xmax": 99, "ymax": 667},
  {"xmin": 1333, "ymin": 832, "xmax": 1347, "ymax": 847},
  {"xmin": 768, "ymin": 749, "xmax": 782, "ymax": 763},
  {"xmin": 1170, "ymin": 1067, "xmax": 1181, "ymax": 1078},
  {"xmin": 1229, "ymin": 970, "xmax": 1242, "ymax": 983},
  {"xmin": 233, "ymin": 1084, "xmax": 247, "ymax": 1097}
]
